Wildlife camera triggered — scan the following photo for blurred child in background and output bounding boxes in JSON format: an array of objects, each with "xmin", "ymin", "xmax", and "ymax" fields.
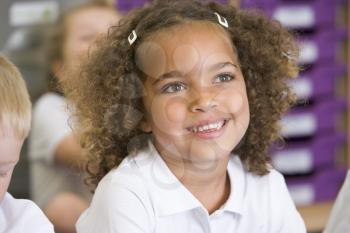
[
  {"xmin": 0, "ymin": 54, "xmax": 54, "ymax": 233},
  {"xmin": 28, "ymin": 2, "xmax": 121, "ymax": 233}
]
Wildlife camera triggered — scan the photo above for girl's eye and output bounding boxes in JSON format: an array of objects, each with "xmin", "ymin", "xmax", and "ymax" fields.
[
  {"xmin": 214, "ymin": 73, "xmax": 234, "ymax": 83},
  {"xmin": 162, "ymin": 82, "xmax": 186, "ymax": 93}
]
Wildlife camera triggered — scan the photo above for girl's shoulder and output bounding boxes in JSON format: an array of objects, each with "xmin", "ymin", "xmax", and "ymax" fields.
[
  {"xmin": 228, "ymin": 156, "xmax": 297, "ymax": 215},
  {"xmin": 78, "ymin": 153, "xmax": 156, "ymax": 232},
  {"xmin": 96, "ymin": 146, "xmax": 155, "ymax": 194},
  {"xmin": 94, "ymin": 141, "xmax": 180, "ymax": 204},
  {"xmin": 229, "ymin": 155, "xmax": 286, "ymax": 191}
]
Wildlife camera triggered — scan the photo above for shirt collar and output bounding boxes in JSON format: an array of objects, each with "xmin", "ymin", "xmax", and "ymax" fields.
[
  {"xmin": 132, "ymin": 142, "xmax": 202, "ymax": 216},
  {"xmin": 132, "ymin": 142, "xmax": 246, "ymax": 217},
  {"xmin": 221, "ymin": 156, "xmax": 246, "ymax": 215}
]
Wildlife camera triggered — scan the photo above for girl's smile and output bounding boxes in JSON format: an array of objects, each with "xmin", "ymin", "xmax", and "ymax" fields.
[
  {"xmin": 186, "ymin": 118, "xmax": 229, "ymax": 139},
  {"xmin": 138, "ymin": 21, "xmax": 250, "ymax": 165}
]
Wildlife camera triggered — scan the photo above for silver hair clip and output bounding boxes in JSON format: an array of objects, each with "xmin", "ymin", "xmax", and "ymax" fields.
[
  {"xmin": 282, "ymin": 51, "xmax": 296, "ymax": 63},
  {"xmin": 214, "ymin": 12, "xmax": 228, "ymax": 28},
  {"xmin": 128, "ymin": 30, "xmax": 137, "ymax": 45}
]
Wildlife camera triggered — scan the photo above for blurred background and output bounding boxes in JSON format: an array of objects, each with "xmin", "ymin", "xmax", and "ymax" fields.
[{"xmin": 0, "ymin": 0, "xmax": 348, "ymax": 232}]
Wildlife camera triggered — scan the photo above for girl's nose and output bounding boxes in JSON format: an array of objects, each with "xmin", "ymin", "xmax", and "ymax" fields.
[{"xmin": 189, "ymin": 88, "xmax": 218, "ymax": 113}]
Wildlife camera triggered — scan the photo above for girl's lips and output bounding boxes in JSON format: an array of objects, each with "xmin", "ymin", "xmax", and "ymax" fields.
[{"xmin": 187, "ymin": 119, "xmax": 229, "ymax": 139}]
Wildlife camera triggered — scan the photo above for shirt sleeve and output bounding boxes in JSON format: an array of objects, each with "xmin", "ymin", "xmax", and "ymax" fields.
[
  {"xmin": 269, "ymin": 170, "xmax": 307, "ymax": 233},
  {"xmin": 29, "ymin": 94, "xmax": 72, "ymax": 163},
  {"xmin": 323, "ymin": 170, "xmax": 350, "ymax": 233},
  {"xmin": 76, "ymin": 177, "xmax": 153, "ymax": 233}
]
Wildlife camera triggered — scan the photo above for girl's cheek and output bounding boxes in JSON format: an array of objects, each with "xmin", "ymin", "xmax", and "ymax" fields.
[
  {"xmin": 218, "ymin": 88, "xmax": 247, "ymax": 114},
  {"xmin": 150, "ymin": 96, "xmax": 187, "ymax": 133},
  {"xmin": 165, "ymin": 97, "xmax": 187, "ymax": 123},
  {"xmin": 229, "ymin": 92, "xmax": 245, "ymax": 113}
]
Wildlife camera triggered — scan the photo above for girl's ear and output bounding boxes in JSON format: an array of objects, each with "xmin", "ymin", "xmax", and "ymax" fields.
[{"xmin": 139, "ymin": 118, "xmax": 152, "ymax": 133}]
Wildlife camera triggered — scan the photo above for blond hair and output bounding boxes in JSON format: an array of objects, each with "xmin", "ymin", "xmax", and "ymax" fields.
[{"xmin": 0, "ymin": 55, "xmax": 31, "ymax": 138}]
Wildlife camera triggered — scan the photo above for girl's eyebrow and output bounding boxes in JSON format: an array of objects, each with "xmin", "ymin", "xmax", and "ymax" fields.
[
  {"xmin": 152, "ymin": 62, "xmax": 237, "ymax": 85},
  {"xmin": 152, "ymin": 70, "xmax": 183, "ymax": 85},
  {"xmin": 208, "ymin": 61, "xmax": 238, "ymax": 71}
]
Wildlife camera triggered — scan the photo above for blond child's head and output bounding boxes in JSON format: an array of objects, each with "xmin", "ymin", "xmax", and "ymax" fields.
[{"xmin": 0, "ymin": 55, "xmax": 31, "ymax": 201}]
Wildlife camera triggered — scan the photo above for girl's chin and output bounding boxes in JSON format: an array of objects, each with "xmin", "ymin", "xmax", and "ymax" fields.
[{"xmin": 153, "ymin": 137, "xmax": 235, "ymax": 161}]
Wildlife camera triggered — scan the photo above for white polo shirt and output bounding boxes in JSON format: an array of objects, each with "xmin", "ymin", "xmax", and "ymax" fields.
[
  {"xmin": 77, "ymin": 142, "xmax": 306, "ymax": 233},
  {"xmin": 0, "ymin": 193, "xmax": 54, "ymax": 233}
]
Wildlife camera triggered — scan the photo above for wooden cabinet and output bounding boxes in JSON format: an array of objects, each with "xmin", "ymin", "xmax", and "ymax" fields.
[{"xmin": 298, "ymin": 201, "xmax": 334, "ymax": 233}]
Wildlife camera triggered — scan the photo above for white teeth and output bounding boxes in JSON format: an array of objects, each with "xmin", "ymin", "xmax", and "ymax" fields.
[{"xmin": 190, "ymin": 120, "xmax": 225, "ymax": 133}]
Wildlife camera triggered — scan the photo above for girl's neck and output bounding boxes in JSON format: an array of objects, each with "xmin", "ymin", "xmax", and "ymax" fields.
[{"xmin": 160, "ymin": 151, "xmax": 231, "ymax": 214}]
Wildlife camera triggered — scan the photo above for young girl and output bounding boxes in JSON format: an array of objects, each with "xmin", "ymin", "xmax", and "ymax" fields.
[
  {"xmin": 64, "ymin": 1, "xmax": 306, "ymax": 232},
  {"xmin": 29, "ymin": 2, "xmax": 120, "ymax": 233}
]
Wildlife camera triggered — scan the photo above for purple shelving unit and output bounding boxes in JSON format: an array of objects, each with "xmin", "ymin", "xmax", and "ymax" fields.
[
  {"xmin": 281, "ymin": 99, "xmax": 347, "ymax": 138},
  {"xmin": 272, "ymin": 133, "xmax": 347, "ymax": 174},
  {"xmin": 289, "ymin": 63, "xmax": 346, "ymax": 100},
  {"xmin": 298, "ymin": 29, "xmax": 347, "ymax": 65},
  {"xmin": 286, "ymin": 168, "xmax": 347, "ymax": 206},
  {"xmin": 241, "ymin": 0, "xmax": 349, "ymax": 207}
]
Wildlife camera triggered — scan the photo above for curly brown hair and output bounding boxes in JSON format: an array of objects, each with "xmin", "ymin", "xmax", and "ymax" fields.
[{"xmin": 63, "ymin": 0, "xmax": 299, "ymax": 191}]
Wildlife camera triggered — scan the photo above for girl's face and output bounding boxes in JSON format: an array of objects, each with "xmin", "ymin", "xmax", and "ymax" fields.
[
  {"xmin": 58, "ymin": 7, "xmax": 120, "ymax": 77},
  {"xmin": 139, "ymin": 22, "xmax": 250, "ymax": 167}
]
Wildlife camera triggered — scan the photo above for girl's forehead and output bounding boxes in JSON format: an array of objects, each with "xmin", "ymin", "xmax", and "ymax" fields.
[
  {"xmin": 135, "ymin": 21, "xmax": 239, "ymax": 79},
  {"xmin": 139, "ymin": 21, "xmax": 237, "ymax": 60},
  {"xmin": 148, "ymin": 21, "xmax": 232, "ymax": 45}
]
